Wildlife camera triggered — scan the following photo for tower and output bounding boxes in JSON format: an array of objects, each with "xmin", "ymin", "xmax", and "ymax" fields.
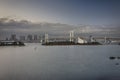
[
  {"xmin": 104, "ymin": 36, "xmax": 107, "ymax": 44},
  {"xmin": 70, "ymin": 31, "xmax": 74, "ymax": 42},
  {"xmin": 45, "ymin": 34, "xmax": 49, "ymax": 43},
  {"xmin": 10, "ymin": 34, "xmax": 17, "ymax": 41}
]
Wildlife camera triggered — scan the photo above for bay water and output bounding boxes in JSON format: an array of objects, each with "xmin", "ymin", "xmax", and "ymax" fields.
[{"xmin": 0, "ymin": 43, "xmax": 120, "ymax": 80}]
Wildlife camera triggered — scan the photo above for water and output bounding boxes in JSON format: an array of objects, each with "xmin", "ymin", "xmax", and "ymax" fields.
[{"xmin": 0, "ymin": 43, "xmax": 120, "ymax": 80}]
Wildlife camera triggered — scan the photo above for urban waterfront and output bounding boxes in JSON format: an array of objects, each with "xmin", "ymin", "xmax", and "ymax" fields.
[
  {"xmin": 0, "ymin": 0, "xmax": 120, "ymax": 80},
  {"xmin": 0, "ymin": 43, "xmax": 120, "ymax": 80}
]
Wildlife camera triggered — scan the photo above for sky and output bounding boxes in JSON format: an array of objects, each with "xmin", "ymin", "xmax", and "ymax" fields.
[
  {"xmin": 0, "ymin": 0, "xmax": 120, "ymax": 39},
  {"xmin": 0, "ymin": 0, "xmax": 120, "ymax": 25}
]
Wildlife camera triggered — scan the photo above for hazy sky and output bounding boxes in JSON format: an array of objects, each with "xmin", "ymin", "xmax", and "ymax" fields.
[{"xmin": 0, "ymin": 0, "xmax": 120, "ymax": 25}]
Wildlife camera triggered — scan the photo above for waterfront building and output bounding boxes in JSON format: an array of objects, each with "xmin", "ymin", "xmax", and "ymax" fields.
[
  {"xmin": 77, "ymin": 37, "xmax": 87, "ymax": 44},
  {"xmin": 88, "ymin": 35, "xmax": 95, "ymax": 42},
  {"xmin": 20, "ymin": 36, "xmax": 26, "ymax": 41},
  {"xmin": 10, "ymin": 34, "xmax": 17, "ymax": 41},
  {"xmin": 34, "ymin": 35, "xmax": 37, "ymax": 40},
  {"xmin": 27, "ymin": 35, "xmax": 33, "ymax": 41}
]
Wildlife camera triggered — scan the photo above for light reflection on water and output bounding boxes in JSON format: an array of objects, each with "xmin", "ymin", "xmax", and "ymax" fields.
[{"xmin": 0, "ymin": 43, "xmax": 120, "ymax": 80}]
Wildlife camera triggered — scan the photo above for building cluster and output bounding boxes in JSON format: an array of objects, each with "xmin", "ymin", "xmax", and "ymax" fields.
[
  {"xmin": 3, "ymin": 31, "xmax": 120, "ymax": 45},
  {"xmin": 5, "ymin": 34, "xmax": 44, "ymax": 43}
]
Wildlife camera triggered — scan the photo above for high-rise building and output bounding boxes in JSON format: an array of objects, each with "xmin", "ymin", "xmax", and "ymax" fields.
[
  {"xmin": 39, "ymin": 35, "xmax": 44, "ymax": 40},
  {"xmin": 6, "ymin": 37, "xmax": 9, "ymax": 41},
  {"xmin": 27, "ymin": 34, "xmax": 32, "ymax": 41},
  {"xmin": 20, "ymin": 36, "xmax": 26, "ymax": 41},
  {"xmin": 10, "ymin": 34, "xmax": 17, "ymax": 41},
  {"xmin": 34, "ymin": 35, "xmax": 37, "ymax": 40}
]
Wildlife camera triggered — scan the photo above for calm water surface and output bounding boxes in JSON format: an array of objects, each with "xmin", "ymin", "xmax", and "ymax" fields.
[{"xmin": 0, "ymin": 43, "xmax": 120, "ymax": 80}]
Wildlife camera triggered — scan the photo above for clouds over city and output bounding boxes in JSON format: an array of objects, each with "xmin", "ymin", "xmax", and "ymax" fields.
[
  {"xmin": 0, "ymin": 17, "xmax": 75, "ymax": 33},
  {"xmin": 0, "ymin": 17, "xmax": 120, "ymax": 37}
]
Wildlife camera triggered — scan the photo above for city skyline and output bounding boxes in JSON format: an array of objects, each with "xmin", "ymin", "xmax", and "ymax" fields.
[{"xmin": 0, "ymin": 0, "xmax": 120, "ymax": 39}]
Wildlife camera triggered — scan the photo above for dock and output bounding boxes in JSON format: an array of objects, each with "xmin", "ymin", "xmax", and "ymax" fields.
[
  {"xmin": 42, "ymin": 41, "xmax": 101, "ymax": 46},
  {"xmin": 0, "ymin": 41, "xmax": 25, "ymax": 46}
]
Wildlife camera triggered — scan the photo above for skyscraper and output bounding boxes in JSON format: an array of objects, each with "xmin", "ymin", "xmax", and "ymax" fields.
[
  {"xmin": 34, "ymin": 35, "xmax": 37, "ymax": 40},
  {"xmin": 20, "ymin": 36, "xmax": 26, "ymax": 41},
  {"xmin": 10, "ymin": 34, "xmax": 17, "ymax": 41},
  {"xmin": 27, "ymin": 34, "xmax": 32, "ymax": 41}
]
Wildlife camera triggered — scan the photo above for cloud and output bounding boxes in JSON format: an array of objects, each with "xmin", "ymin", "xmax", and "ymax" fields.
[
  {"xmin": 0, "ymin": 17, "xmax": 120, "ymax": 37},
  {"xmin": 0, "ymin": 17, "xmax": 75, "ymax": 33}
]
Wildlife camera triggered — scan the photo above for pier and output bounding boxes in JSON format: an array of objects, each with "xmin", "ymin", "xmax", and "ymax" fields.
[{"xmin": 0, "ymin": 41, "xmax": 25, "ymax": 46}]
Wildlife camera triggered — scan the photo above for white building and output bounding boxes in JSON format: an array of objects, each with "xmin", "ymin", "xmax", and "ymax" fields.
[{"xmin": 77, "ymin": 37, "xmax": 87, "ymax": 44}]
